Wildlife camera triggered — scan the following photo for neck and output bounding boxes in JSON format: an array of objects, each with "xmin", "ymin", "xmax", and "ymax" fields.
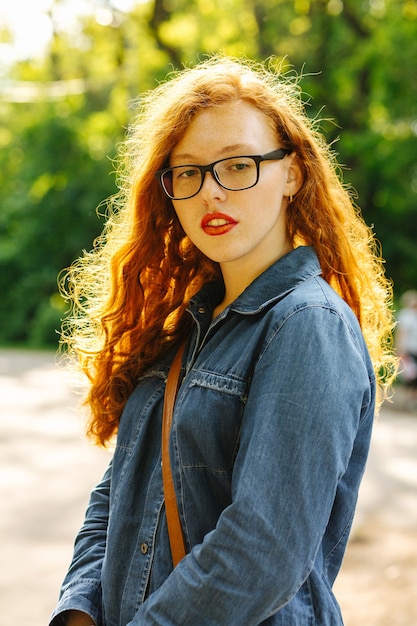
[{"xmin": 213, "ymin": 243, "xmax": 293, "ymax": 319}]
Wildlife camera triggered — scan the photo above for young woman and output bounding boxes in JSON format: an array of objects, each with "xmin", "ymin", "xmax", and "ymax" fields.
[{"xmin": 50, "ymin": 57, "xmax": 396, "ymax": 625}]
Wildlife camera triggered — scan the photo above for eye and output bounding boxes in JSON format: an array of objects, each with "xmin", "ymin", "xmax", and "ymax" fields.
[
  {"xmin": 232, "ymin": 162, "xmax": 250, "ymax": 171},
  {"xmin": 224, "ymin": 157, "xmax": 254, "ymax": 172},
  {"xmin": 175, "ymin": 166, "xmax": 200, "ymax": 179}
]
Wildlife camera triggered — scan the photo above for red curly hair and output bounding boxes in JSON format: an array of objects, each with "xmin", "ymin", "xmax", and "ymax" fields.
[{"xmin": 60, "ymin": 56, "xmax": 397, "ymax": 446}]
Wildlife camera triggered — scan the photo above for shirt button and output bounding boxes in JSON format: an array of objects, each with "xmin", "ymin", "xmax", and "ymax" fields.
[
  {"xmin": 197, "ymin": 306, "xmax": 206, "ymax": 314},
  {"xmin": 140, "ymin": 543, "xmax": 149, "ymax": 555}
]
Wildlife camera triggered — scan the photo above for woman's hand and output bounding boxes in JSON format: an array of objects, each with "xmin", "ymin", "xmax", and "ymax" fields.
[{"xmin": 64, "ymin": 610, "xmax": 96, "ymax": 625}]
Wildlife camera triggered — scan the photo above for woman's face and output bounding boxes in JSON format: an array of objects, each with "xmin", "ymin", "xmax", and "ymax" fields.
[{"xmin": 170, "ymin": 100, "xmax": 300, "ymax": 282}]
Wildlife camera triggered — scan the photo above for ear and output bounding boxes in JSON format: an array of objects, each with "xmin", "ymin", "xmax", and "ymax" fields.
[{"xmin": 285, "ymin": 154, "xmax": 303, "ymax": 198}]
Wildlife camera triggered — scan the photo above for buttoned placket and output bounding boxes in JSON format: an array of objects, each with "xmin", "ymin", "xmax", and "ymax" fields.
[
  {"xmin": 137, "ymin": 304, "xmax": 220, "ymax": 603},
  {"xmin": 186, "ymin": 302, "xmax": 230, "ymax": 377},
  {"xmin": 134, "ymin": 453, "xmax": 166, "ymax": 604}
]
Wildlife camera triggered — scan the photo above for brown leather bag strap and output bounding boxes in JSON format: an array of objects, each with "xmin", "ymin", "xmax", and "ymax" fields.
[{"xmin": 162, "ymin": 341, "xmax": 187, "ymax": 567}]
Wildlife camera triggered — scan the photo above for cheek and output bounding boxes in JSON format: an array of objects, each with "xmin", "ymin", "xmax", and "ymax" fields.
[
  {"xmin": 251, "ymin": 179, "xmax": 287, "ymax": 216},
  {"xmin": 172, "ymin": 204, "xmax": 197, "ymax": 238}
]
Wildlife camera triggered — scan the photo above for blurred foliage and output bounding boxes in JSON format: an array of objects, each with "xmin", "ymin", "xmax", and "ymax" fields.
[{"xmin": 0, "ymin": 0, "xmax": 416, "ymax": 346}]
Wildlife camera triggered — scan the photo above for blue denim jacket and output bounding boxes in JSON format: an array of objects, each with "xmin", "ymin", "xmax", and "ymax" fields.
[{"xmin": 51, "ymin": 246, "xmax": 375, "ymax": 626}]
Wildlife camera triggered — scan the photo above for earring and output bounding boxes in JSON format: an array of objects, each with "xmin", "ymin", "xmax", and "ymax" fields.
[{"xmin": 288, "ymin": 194, "xmax": 294, "ymax": 203}]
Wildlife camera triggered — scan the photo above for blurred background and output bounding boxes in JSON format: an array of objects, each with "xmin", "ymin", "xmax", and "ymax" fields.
[
  {"xmin": 0, "ymin": 0, "xmax": 417, "ymax": 345},
  {"xmin": 0, "ymin": 0, "xmax": 416, "ymax": 624}
]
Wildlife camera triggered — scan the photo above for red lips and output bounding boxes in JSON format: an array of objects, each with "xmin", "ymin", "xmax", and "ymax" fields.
[{"xmin": 201, "ymin": 212, "xmax": 238, "ymax": 236}]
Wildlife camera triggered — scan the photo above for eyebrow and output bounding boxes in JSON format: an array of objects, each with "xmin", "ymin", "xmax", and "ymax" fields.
[{"xmin": 171, "ymin": 144, "xmax": 259, "ymax": 164}]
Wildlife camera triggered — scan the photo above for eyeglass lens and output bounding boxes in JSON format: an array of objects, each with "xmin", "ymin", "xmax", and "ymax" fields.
[{"xmin": 163, "ymin": 156, "xmax": 259, "ymax": 199}]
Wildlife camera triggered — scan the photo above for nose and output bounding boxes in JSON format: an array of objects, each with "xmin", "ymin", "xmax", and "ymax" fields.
[{"xmin": 199, "ymin": 171, "xmax": 226, "ymax": 201}]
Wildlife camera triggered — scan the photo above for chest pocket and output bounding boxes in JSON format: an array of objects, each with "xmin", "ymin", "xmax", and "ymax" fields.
[{"xmin": 174, "ymin": 369, "xmax": 248, "ymax": 473}]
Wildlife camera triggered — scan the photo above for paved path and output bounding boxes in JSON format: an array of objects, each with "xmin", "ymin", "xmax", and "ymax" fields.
[
  {"xmin": 0, "ymin": 350, "xmax": 416, "ymax": 626},
  {"xmin": 0, "ymin": 350, "xmax": 110, "ymax": 626}
]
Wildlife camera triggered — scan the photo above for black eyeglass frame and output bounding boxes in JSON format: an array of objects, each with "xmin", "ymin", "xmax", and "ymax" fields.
[{"xmin": 155, "ymin": 148, "xmax": 292, "ymax": 200}]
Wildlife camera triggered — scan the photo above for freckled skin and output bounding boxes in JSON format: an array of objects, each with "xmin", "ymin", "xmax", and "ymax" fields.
[{"xmin": 171, "ymin": 100, "xmax": 301, "ymax": 310}]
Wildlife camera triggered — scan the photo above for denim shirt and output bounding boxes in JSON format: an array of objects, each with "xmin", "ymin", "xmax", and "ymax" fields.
[{"xmin": 51, "ymin": 246, "xmax": 375, "ymax": 626}]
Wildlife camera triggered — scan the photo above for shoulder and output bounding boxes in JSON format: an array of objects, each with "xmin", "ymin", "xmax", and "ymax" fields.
[
  {"xmin": 271, "ymin": 274, "xmax": 360, "ymax": 333},
  {"xmin": 259, "ymin": 276, "xmax": 371, "ymax": 370}
]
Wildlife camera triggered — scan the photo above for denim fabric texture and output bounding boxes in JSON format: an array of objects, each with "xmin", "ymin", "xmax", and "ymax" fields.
[{"xmin": 50, "ymin": 246, "xmax": 375, "ymax": 626}]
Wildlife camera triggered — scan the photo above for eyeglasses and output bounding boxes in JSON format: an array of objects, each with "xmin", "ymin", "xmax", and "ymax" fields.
[{"xmin": 155, "ymin": 148, "xmax": 292, "ymax": 200}]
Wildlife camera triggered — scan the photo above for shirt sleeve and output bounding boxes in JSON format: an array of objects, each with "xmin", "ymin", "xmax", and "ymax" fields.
[
  {"xmin": 129, "ymin": 305, "xmax": 374, "ymax": 625},
  {"xmin": 49, "ymin": 461, "xmax": 112, "ymax": 626}
]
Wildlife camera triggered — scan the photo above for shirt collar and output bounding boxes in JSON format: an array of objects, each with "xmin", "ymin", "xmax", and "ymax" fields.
[{"xmin": 189, "ymin": 246, "xmax": 322, "ymax": 316}]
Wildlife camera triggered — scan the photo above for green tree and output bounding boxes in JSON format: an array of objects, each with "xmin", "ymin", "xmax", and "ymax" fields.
[
  {"xmin": 0, "ymin": 101, "xmax": 118, "ymax": 345},
  {"xmin": 0, "ymin": 0, "xmax": 416, "ymax": 347}
]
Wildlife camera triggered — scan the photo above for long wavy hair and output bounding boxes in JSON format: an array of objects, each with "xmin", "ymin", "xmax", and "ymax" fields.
[{"xmin": 60, "ymin": 56, "xmax": 397, "ymax": 446}]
